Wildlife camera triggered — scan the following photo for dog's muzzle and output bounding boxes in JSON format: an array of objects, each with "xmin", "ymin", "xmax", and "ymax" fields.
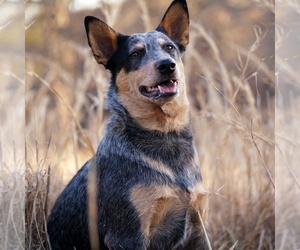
[{"xmin": 139, "ymin": 58, "xmax": 179, "ymax": 99}]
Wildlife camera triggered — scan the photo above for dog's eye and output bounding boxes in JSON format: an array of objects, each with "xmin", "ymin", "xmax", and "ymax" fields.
[
  {"xmin": 130, "ymin": 51, "xmax": 140, "ymax": 58},
  {"xmin": 165, "ymin": 44, "xmax": 174, "ymax": 51}
]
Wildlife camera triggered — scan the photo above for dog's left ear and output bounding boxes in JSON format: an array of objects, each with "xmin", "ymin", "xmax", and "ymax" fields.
[
  {"xmin": 84, "ymin": 16, "xmax": 119, "ymax": 66},
  {"xmin": 156, "ymin": 0, "xmax": 189, "ymax": 47}
]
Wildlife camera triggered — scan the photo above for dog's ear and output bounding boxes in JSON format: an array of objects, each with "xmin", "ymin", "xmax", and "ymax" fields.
[
  {"xmin": 156, "ymin": 0, "xmax": 189, "ymax": 47},
  {"xmin": 84, "ymin": 16, "xmax": 119, "ymax": 66}
]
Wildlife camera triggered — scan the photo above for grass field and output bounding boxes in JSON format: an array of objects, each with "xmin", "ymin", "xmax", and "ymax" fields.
[{"xmin": 1, "ymin": 0, "xmax": 299, "ymax": 249}]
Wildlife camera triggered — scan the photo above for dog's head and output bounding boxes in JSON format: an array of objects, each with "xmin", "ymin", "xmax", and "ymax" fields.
[{"xmin": 85, "ymin": 0, "xmax": 190, "ymax": 132}]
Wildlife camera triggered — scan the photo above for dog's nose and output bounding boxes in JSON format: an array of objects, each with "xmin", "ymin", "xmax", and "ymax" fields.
[{"xmin": 156, "ymin": 59, "xmax": 176, "ymax": 75}]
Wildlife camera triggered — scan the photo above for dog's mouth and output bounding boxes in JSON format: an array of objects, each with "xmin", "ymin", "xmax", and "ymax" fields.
[{"xmin": 139, "ymin": 79, "xmax": 178, "ymax": 99}]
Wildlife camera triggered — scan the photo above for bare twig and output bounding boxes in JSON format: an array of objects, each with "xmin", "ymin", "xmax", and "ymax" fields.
[{"xmin": 250, "ymin": 120, "xmax": 275, "ymax": 188}]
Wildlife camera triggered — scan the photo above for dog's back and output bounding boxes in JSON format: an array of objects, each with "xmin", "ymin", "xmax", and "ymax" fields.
[{"xmin": 47, "ymin": 0, "xmax": 208, "ymax": 249}]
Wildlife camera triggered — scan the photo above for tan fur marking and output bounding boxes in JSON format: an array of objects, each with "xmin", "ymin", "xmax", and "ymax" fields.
[
  {"xmin": 157, "ymin": 38, "xmax": 166, "ymax": 46},
  {"xmin": 141, "ymin": 154, "xmax": 175, "ymax": 181},
  {"xmin": 149, "ymin": 196, "xmax": 187, "ymax": 239},
  {"xmin": 134, "ymin": 43, "xmax": 144, "ymax": 50},
  {"xmin": 116, "ymin": 61, "xmax": 189, "ymax": 133},
  {"xmin": 130, "ymin": 185, "xmax": 189, "ymax": 238},
  {"xmin": 188, "ymin": 182, "xmax": 208, "ymax": 222}
]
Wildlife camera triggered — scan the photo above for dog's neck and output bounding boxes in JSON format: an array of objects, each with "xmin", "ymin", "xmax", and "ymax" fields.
[
  {"xmin": 122, "ymin": 95, "xmax": 190, "ymax": 133},
  {"xmin": 133, "ymin": 98, "xmax": 190, "ymax": 133},
  {"xmin": 107, "ymin": 85, "xmax": 190, "ymax": 133}
]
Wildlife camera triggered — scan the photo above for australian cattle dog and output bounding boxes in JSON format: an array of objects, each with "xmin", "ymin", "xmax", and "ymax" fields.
[{"xmin": 47, "ymin": 0, "xmax": 209, "ymax": 249}]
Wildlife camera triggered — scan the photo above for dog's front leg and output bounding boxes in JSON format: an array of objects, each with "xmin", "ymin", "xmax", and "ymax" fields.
[
  {"xmin": 183, "ymin": 229, "xmax": 209, "ymax": 250},
  {"xmin": 104, "ymin": 230, "xmax": 146, "ymax": 250},
  {"xmin": 100, "ymin": 197, "xmax": 147, "ymax": 250}
]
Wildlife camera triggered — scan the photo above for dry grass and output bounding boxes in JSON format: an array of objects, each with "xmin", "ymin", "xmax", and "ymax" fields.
[
  {"xmin": 3, "ymin": 0, "xmax": 300, "ymax": 249},
  {"xmin": 275, "ymin": 1, "xmax": 300, "ymax": 249},
  {"xmin": 1, "ymin": 2, "xmax": 25, "ymax": 249}
]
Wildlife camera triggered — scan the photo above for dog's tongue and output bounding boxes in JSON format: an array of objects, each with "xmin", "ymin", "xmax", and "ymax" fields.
[
  {"xmin": 142, "ymin": 80, "xmax": 178, "ymax": 98},
  {"xmin": 158, "ymin": 80, "xmax": 177, "ymax": 93}
]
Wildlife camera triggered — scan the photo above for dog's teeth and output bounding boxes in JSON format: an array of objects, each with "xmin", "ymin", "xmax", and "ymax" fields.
[
  {"xmin": 146, "ymin": 86, "xmax": 152, "ymax": 92},
  {"xmin": 158, "ymin": 85, "xmax": 163, "ymax": 93}
]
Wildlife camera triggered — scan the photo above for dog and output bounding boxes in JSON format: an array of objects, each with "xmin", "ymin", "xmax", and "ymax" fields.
[{"xmin": 47, "ymin": 0, "xmax": 208, "ymax": 249}]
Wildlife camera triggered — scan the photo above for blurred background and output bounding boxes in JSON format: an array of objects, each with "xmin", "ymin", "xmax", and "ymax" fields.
[
  {"xmin": 1, "ymin": 1, "xmax": 25, "ymax": 249},
  {"xmin": 276, "ymin": 1, "xmax": 300, "ymax": 250},
  {"xmin": 0, "ymin": 0, "xmax": 293, "ymax": 249}
]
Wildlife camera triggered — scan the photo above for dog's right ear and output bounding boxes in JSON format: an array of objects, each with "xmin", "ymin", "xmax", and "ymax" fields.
[
  {"xmin": 156, "ymin": 0, "xmax": 189, "ymax": 47},
  {"xmin": 84, "ymin": 16, "xmax": 119, "ymax": 66}
]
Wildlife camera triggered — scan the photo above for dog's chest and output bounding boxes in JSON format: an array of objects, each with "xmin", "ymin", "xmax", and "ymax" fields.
[{"xmin": 130, "ymin": 180, "xmax": 205, "ymax": 247}]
